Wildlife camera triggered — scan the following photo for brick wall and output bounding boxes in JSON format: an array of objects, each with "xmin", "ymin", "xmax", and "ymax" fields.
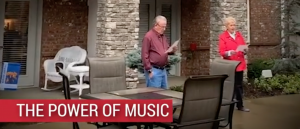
[
  {"xmin": 248, "ymin": 0, "xmax": 282, "ymax": 62},
  {"xmin": 180, "ymin": 0, "xmax": 211, "ymax": 75},
  {"xmin": 40, "ymin": 0, "xmax": 88, "ymax": 87}
]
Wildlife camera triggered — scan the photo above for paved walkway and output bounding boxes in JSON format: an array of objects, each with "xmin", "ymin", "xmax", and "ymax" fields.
[{"xmin": 0, "ymin": 88, "xmax": 299, "ymax": 129}]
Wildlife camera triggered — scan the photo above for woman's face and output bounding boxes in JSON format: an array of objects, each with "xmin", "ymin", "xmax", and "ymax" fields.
[{"xmin": 226, "ymin": 21, "xmax": 236, "ymax": 33}]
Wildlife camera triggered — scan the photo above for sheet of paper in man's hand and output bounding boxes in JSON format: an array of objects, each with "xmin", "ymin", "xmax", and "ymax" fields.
[
  {"xmin": 236, "ymin": 45, "xmax": 249, "ymax": 52},
  {"xmin": 165, "ymin": 39, "xmax": 181, "ymax": 53}
]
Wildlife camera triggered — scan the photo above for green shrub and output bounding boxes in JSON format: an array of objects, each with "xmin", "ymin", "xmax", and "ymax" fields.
[
  {"xmin": 254, "ymin": 73, "xmax": 300, "ymax": 94},
  {"xmin": 170, "ymin": 85, "xmax": 183, "ymax": 92},
  {"xmin": 247, "ymin": 59, "xmax": 275, "ymax": 79},
  {"xmin": 126, "ymin": 48, "xmax": 181, "ymax": 73},
  {"xmin": 272, "ymin": 58, "xmax": 300, "ymax": 74}
]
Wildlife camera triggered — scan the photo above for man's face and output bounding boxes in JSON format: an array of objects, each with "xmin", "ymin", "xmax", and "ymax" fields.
[
  {"xmin": 226, "ymin": 21, "xmax": 236, "ymax": 33},
  {"xmin": 155, "ymin": 20, "xmax": 167, "ymax": 34}
]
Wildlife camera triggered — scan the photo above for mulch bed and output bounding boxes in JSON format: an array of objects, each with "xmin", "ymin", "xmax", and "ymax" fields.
[
  {"xmin": 170, "ymin": 82, "xmax": 284, "ymax": 100},
  {"xmin": 243, "ymin": 82, "xmax": 282, "ymax": 99}
]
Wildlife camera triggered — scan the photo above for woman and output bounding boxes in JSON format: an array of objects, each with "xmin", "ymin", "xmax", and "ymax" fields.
[{"xmin": 218, "ymin": 17, "xmax": 250, "ymax": 112}]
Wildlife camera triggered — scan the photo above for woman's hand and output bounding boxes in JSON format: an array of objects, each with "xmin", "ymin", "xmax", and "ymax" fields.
[{"xmin": 229, "ymin": 50, "xmax": 237, "ymax": 55}]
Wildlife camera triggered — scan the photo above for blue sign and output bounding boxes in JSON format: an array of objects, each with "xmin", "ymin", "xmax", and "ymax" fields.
[{"xmin": 0, "ymin": 62, "xmax": 21, "ymax": 90}]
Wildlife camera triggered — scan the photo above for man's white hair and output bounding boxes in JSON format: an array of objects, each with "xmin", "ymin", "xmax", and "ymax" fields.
[
  {"xmin": 223, "ymin": 17, "xmax": 236, "ymax": 26},
  {"xmin": 153, "ymin": 15, "xmax": 167, "ymax": 26}
]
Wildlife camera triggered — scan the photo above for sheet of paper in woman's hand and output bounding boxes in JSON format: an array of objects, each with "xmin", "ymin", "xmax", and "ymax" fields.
[
  {"xmin": 236, "ymin": 45, "xmax": 249, "ymax": 52},
  {"xmin": 165, "ymin": 39, "xmax": 181, "ymax": 53}
]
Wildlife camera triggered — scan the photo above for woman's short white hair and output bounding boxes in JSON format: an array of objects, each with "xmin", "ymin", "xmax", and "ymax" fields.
[{"xmin": 223, "ymin": 17, "xmax": 236, "ymax": 26}]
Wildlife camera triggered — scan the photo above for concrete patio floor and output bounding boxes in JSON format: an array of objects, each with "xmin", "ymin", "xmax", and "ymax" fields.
[{"xmin": 0, "ymin": 76, "xmax": 299, "ymax": 129}]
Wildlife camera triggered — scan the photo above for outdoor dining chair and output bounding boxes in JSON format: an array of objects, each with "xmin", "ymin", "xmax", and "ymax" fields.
[
  {"xmin": 149, "ymin": 75, "xmax": 228, "ymax": 129},
  {"xmin": 85, "ymin": 57, "xmax": 142, "ymax": 128},
  {"xmin": 86, "ymin": 57, "xmax": 127, "ymax": 94},
  {"xmin": 58, "ymin": 66, "xmax": 124, "ymax": 129},
  {"xmin": 210, "ymin": 59, "xmax": 240, "ymax": 129}
]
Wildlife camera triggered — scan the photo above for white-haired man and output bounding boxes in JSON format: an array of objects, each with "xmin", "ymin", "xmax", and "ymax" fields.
[{"xmin": 141, "ymin": 15, "xmax": 177, "ymax": 89}]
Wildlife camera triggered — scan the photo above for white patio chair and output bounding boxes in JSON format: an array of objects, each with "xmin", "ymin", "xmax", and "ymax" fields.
[{"xmin": 41, "ymin": 46, "xmax": 87, "ymax": 91}]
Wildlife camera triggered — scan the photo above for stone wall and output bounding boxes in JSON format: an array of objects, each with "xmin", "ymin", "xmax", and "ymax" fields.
[
  {"xmin": 209, "ymin": 0, "xmax": 248, "ymax": 61},
  {"xmin": 209, "ymin": 0, "xmax": 248, "ymax": 78},
  {"xmin": 40, "ymin": 0, "xmax": 88, "ymax": 87},
  {"xmin": 96, "ymin": 0, "xmax": 140, "ymax": 88},
  {"xmin": 96, "ymin": 0, "xmax": 140, "ymax": 57}
]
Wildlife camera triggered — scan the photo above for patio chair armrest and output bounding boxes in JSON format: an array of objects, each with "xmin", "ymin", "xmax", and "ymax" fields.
[
  {"xmin": 221, "ymin": 100, "xmax": 238, "ymax": 106},
  {"xmin": 172, "ymin": 118, "xmax": 225, "ymax": 127},
  {"xmin": 66, "ymin": 62, "xmax": 86, "ymax": 69},
  {"xmin": 44, "ymin": 59, "xmax": 65, "ymax": 73}
]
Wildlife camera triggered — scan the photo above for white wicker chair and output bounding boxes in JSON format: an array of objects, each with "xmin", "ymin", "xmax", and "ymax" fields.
[{"xmin": 41, "ymin": 46, "xmax": 87, "ymax": 91}]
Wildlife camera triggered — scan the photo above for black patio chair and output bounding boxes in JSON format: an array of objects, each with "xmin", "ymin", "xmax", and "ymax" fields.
[
  {"xmin": 86, "ymin": 57, "xmax": 143, "ymax": 129},
  {"xmin": 57, "ymin": 66, "xmax": 124, "ymax": 129},
  {"xmin": 147, "ymin": 75, "xmax": 227, "ymax": 129},
  {"xmin": 210, "ymin": 59, "xmax": 240, "ymax": 129}
]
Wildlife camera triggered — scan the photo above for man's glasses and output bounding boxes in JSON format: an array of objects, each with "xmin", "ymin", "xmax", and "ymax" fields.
[{"xmin": 156, "ymin": 24, "xmax": 166, "ymax": 29}]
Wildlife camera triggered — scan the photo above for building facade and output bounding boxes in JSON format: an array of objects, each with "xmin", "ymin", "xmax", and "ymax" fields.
[{"xmin": 0, "ymin": 0, "xmax": 282, "ymax": 87}]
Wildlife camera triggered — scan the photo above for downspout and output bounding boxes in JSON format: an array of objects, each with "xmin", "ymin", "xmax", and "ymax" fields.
[{"xmin": 281, "ymin": 0, "xmax": 286, "ymax": 58}]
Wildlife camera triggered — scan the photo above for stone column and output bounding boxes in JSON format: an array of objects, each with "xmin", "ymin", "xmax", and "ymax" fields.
[
  {"xmin": 209, "ymin": 0, "xmax": 248, "ymax": 79},
  {"xmin": 96, "ymin": 0, "xmax": 140, "ymax": 88},
  {"xmin": 210, "ymin": 0, "xmax": 248, "ymax": 60}
]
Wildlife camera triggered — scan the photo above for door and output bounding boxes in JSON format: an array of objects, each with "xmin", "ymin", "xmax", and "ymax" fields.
[
  {"xmin": 138, "ymin": 0, "xmax": 155, "ymax": 78},
  {"xmin": 0, "ymin": 0, "xmax": 37, "ymax": 87},
  {"xmin": 138, "ymin": 0, "xmax": 180, "ymax": 78},
  {"xmin": 156, "ymin": 0, "xmax": 180, "ymax": 76}
]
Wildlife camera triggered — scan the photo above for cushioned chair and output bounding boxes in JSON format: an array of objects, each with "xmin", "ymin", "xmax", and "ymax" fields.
[
  {"xmin": 210, "ymin": 59, "xmax": 240, "ymax": 129},
  {"xmin": 151, "ymin": 75, "xmax": 228, "ymax": 129}
]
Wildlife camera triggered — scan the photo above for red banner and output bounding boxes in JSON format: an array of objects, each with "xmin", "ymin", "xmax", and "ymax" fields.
[{"xmin": 0, "ymin": 99, "xmax": 173, "ymax": 122}]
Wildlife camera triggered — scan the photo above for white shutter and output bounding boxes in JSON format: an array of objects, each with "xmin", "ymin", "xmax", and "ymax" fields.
[
  {"xmin": 161, "ymin": 4, "xmax": 172, "ymax": 43},
  {"xmin": 138, "ymin": 3, "xmax": 150, "ymax": 47},
  {"xmin": 3, "ymin": 1, "xmax": 29, "ymax": 75}
]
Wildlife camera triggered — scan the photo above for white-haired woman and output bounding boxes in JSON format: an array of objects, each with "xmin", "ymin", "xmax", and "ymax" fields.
[{"xmin": 218, "ymin": 17, "xmax": 249, "ymax": 112}]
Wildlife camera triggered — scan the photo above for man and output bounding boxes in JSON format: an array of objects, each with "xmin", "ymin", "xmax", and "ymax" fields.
[
  {"xmin": 219, "ymin": 16, "xmax": 250, "ymax": 112},
  {"xmin": 141, "ymin": 15, "xmax": 177, "ymax": 89}
]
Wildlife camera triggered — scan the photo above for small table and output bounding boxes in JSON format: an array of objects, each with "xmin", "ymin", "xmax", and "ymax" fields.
[
  {"xmin": 68, "ymin": 66, "xmax": 89, "ymax": 96},
  {"xmin": 80, "ymin": 87, "xmax": 183, "ymax": 107}
]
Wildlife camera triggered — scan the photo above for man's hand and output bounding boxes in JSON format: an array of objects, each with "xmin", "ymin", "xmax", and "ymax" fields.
[
  {"xmin": 172, "ymin": 46, "xmax": 178, "ymax": 52},
  {"xmin": 149, "ymin": 73, "xmax": 153, "ymax": 78}
]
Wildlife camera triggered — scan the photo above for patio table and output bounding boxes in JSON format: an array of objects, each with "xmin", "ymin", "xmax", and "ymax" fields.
[
  {"xmin": 80, "ymin": 87, "xmax": 183, "ymax": 107},
  {"xmin": 80, "ymin": 87, "xmax": 183, "ymax": 129}
]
